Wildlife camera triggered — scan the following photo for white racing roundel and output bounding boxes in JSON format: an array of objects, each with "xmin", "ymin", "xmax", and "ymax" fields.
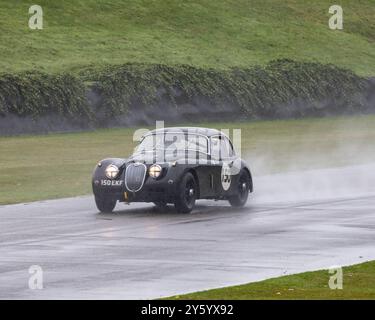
[{"xmin": 221, "ymin": 162, "xmax": 232, "ymax": 191}]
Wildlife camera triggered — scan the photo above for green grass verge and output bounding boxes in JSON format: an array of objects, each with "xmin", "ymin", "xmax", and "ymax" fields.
[
  {"xmin": 166, "ymin": 261, "xmax": 375, "ymax": 299},
  {"xmin": 0, "ymin": 115, "xmax": 375, "ymax": 205},
  {"xmin": 0, "ymin": 0, "xmax": 374, "ymax": 75}
]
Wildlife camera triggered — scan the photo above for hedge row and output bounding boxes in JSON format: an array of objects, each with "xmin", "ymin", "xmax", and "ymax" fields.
[
  {"xmin": 90, "ymin": 59, "xmax": 370, "ymax": 119},
  {"xmin": 0, "ymin": 72, "xmax": 90, "ymax": 119},
  {"xmin": 0, "ymin": 60, "xmax": 371, "ymax": 123}
]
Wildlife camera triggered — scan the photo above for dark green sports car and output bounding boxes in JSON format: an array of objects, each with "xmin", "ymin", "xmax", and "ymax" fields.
[{"xmin": 92, "ymin": 127, "xmax": 253, "ymax": 213}]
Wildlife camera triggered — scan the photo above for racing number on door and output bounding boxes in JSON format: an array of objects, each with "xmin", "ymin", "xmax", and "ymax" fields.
[{"xmin": 221, "ymin": 162, "xmax": 232, "ymax": 191}]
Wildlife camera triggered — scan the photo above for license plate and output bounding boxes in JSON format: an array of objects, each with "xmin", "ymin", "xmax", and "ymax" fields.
[{"xmin": 101, "ymin": 179, "xmax": 123, "ymax": 186}]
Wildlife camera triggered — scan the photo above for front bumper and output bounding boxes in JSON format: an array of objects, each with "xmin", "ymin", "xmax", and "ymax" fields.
[
  {"xmin": 92, "ymin": 163, "xmax": 181, "ymax": 204},
  {"xmin": 123, "ymin": 180, "xmax": 176, "ymax": 203}
]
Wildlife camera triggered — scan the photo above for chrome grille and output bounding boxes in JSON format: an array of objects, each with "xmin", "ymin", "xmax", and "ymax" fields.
[{"xmin": 125, "ymin": 163, "xmax": 147, "ymax": 192}]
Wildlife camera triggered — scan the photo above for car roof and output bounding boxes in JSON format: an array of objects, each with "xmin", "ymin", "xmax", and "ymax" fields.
[{"xmin": 145, "ymin": 127, "xmax": 227, "ymax": 138}]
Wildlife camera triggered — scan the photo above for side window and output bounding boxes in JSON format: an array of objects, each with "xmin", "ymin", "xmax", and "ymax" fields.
[
  {"xmin": 224, "ymin": 137, "xmax": 235, "ymax": 157},
  {"xmin": 186, "ymin": 134, "xmax": 208, "ymax": 154},
  {"xmin": 210, "ymin": 136, "xmax": 230, "ymax": 160}
]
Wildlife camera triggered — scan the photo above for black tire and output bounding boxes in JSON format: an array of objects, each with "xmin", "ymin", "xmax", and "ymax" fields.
[
  {"xmin": 228, "ymin": 169, "xmax": 250, "ymax": 207},
  {"xmin": 95, "ymin": 195, "xmax": 117, "ymax": 213},
  {"xmin": 174, "ymin": 172, "xmax": 197, "ymax": 213}
]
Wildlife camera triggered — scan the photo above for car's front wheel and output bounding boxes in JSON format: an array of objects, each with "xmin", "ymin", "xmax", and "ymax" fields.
[
  {"xmin": 95, "ymin": 195, "xmax": 117, "ymax": 213},
  {"xmin": 228, "ymin": 169, "xmax": 250, "ymax": 207},
  {"xmin": 174, "ymin": 172, "xmax": 197, "ymax": 213}
]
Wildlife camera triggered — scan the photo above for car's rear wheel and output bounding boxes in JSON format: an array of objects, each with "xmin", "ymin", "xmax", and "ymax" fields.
[
  {"xmin": 174, "ymin": 172, "xmax": 197, "ymax": 213},
  {"xmin": 95, "ymin": 195, "xmax": 117, "ymax": 213},
  {"xmin": 228, "ymin": 169, "xmax": 250, "ymax": 207}
]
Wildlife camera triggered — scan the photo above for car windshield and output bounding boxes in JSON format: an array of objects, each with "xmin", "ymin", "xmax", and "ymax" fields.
[{"xmin": 136, "ymin": 133, "xmax": 208, "ymax": 154}]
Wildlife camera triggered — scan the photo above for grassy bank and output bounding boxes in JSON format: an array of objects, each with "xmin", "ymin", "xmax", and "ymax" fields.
[
  {"xmin": 1, "ymin": 1, "xmax": 374, "ymax": 135},
  {"xmin": 0, "ymin": 0, "xmax": 374, "ymax": 75},
  {"xmin": 0, "ymin": 115, "xmax": 375, "ymax": 205},
  {"xmin": 166, "ymin": 261, "xmax": 375, "ymax": 299}
]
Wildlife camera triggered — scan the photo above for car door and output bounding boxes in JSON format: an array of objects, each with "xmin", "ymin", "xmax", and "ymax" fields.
[
  {"xmin": 181, "ymin": 133, "xmax": 214, "ymax": 198},
  {"xmin": 209, "ymin": 135, "xmax": 236, "ymax": 196}
]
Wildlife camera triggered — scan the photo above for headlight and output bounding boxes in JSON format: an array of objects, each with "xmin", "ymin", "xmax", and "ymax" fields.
[
  {"xmin": 149, "ymin": 164, "xmax": 162, "ymax": 178},
  {"xmin": 105, "ymin": 164, "xmax": 119, "ymax": 179}
]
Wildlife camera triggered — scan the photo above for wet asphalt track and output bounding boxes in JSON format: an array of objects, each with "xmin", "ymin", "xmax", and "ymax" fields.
[{"xmin": 0, "ymin": 164, "xmax": 375, "ymax": 299}]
